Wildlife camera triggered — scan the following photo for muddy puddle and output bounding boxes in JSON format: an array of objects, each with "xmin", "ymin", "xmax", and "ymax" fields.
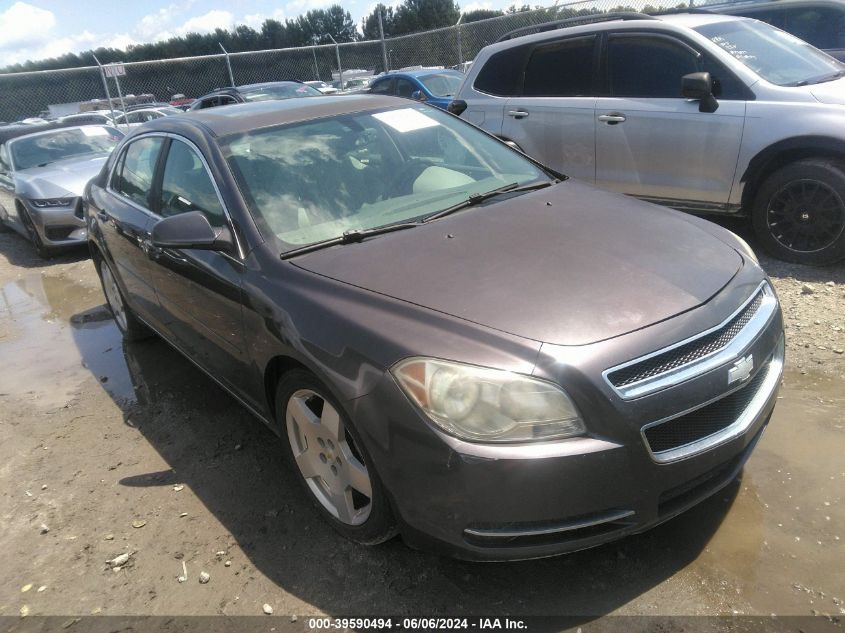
[{"xmin": 0, "ymin": 265, "xmax": 843, "ymax": 617}]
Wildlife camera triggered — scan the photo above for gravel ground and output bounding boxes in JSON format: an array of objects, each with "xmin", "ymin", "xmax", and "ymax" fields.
[{"xmin": 0, "ymin": 217, "xmax": 842, "ymax": 621}]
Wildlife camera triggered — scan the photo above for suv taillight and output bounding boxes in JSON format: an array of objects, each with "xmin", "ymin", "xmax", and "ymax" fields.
[{"xmin": 447, "ymin": 100, "xmax": 467, "ymax": 116}]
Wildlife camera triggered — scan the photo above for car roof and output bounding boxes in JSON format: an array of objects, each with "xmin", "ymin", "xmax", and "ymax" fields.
[
  {"xmin": 484, "ymin": 11, "xmax": 750, "ymax": 51},
  {"xmin": 0, "ymin": 123, "xmax": 111, "ymax": 145},
  {"xmin": 148, "ymin": 95, "xmax": 406, "ymax": 139}
]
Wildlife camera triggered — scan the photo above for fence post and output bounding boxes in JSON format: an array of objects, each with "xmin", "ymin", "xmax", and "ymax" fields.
[
  {"xmin": 92, "ymin": 55, "xmax": 119, "ymax": 125},
  {"xmin": 311, "ymin": 38, "xmax": 320, "ymax": 80},
  {"xmin": 455, "ymin": 13, "xmax": 464, "ymax": 68},
  {"xmin": 378, "ymin": 10, "xmax": 389, "ymax": 72},
  {"xmin": 219, "ymin": 43, "xmax": 235, "ymax": 87},
  {"xmin": 327, "ymin": 34, "xmax": 343, "ymax": 89}
]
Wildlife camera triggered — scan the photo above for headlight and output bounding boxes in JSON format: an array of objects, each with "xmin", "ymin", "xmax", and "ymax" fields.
[
  {"xmin": 392, "ymin": 357, "xmax": 585, "ymax": 443},
  {"xmin": 30, "ymin": 197, "xmax": 74, "ymax": 208}
]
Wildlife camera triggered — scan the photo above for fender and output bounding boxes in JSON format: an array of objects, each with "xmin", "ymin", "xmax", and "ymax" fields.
[{"xmin": 739, "ymin": 135, "xmax": 845, "ymax": 209}]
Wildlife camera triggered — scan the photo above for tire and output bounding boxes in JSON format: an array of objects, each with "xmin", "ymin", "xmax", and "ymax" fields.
[
  {"xmin": 275, "ymin": 369, "xmax": 397, "ymax": 545},
  {"xmin": 752, "ymin": 158, "xmax": 845, "ymax": 265},
  {"xmin": 18, "ymin": 206, "xmax": 52, "ymax": 259},
  {"xmin": 95, "ymin": 255, "xmax": 152, "ymax": 341}
]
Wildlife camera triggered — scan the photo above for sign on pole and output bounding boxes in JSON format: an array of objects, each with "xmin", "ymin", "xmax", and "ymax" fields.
[{"xmin": 104, "ymin": 64, "xmax": 126, "ymax": 78}]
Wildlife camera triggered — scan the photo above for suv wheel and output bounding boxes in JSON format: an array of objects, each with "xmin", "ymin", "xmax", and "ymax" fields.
[
  {"xmin": 276, "ymin": 369, "xmax": 397, "ymax": 545},
  {"xmin": 752, "ymin": 159, "xmax": 845, "ymax": 265},
  {"xmin": 96, "ymin": 256, "xmax": 152, "ymax": 341}
]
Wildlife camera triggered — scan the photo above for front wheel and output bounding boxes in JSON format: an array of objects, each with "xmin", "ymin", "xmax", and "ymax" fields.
[
  {"xmin": 276, "ymin": 370, "xmax": 396, "ymax": 545},
  {"xmin": 752, "ymin": 159, "xmax": 845, "ymax": 265},
  {"xmin": 96, "ymin": 257, "xmax": 151, "ymax": 341}
]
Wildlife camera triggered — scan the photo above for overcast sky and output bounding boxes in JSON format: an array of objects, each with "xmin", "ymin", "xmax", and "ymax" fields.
[{"xmin": 0, "ymin": 0, "xmax": 515, "ymax": 66}]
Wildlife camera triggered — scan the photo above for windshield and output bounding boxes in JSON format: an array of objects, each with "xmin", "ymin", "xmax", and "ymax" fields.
[
  {"xmin": 694, "ymin": 19, "xmax": 844, "ymax": 86},
  {"xmin": 222, "ymin": 106, "xmax": 547, "ymax": 252},
  {"xmin": 242, "ymin": 83, "xmax": 321, "ymax": 101},
  {"xmin": 10, "ymin": 126, "xmax": 122, "ymax": 170},
  {"xmin": 418, "ymin": 72, "xmax": 463, "ymax": 97}
]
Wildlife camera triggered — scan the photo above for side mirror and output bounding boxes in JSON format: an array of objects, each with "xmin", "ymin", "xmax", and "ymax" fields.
[
  {"xmin": 151, "ymin": 211, "xmax": 234, "ymax": 253},
  {"xmin": 682, "ymin": 72, "xmax": 719, "ymax": 113},
  {"xmin": 411, "ymin": 90, "xmax": 427, "ymax": 102}
]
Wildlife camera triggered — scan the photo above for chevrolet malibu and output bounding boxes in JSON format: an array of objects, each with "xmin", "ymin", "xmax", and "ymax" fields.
[{"xmin": 85, "ymin": 96, "xmax": 784, "ymax": 560}]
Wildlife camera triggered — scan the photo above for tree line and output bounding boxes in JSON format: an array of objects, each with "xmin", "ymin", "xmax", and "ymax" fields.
[{"xmin": 2, "ymin": 0, "xmax": 536, "ymax": 73}]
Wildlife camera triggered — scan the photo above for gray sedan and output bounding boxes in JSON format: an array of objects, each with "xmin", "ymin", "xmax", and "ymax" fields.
[
  {"xmin": 85, "ymin": 96, "xmax": 784, "ymax": 560},
  {"xmin": 0, "ymin": 124, "xmax": 122, "ymax": 257}
]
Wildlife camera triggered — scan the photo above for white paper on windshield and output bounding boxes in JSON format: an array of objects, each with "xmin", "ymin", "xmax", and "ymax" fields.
[
  {"xmin": 81, "ymin": 127, "xmax": 109, "ymax": 137},
  {"xmin": 373, "ymin": 109, "xmax": 439, "ymax": 133}
]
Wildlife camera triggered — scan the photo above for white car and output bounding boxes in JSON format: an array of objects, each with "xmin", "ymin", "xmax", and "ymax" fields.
[
  {"xmin": 305, "ymin": 81, "xmax": 338, "ymax": 94},
  {"xmin": 450, "ymin": 12, "xmax": 845, "ymax": 264},
  {"xmin": 113, "ymin": 106, "xmax": 183, "ymax": 127}
]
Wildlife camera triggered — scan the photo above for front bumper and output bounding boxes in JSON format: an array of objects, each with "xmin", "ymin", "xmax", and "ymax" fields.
[
  {"xmin": 24, "ymin": 198, "xmax": 87, "ymax": 248},
  {"xmin": 350, "ymin": 285, "xmax": 784, "ymax": 561}
]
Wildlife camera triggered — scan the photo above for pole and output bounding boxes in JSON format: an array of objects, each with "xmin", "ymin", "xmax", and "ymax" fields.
[
  {"xmin": 92, "ymin": 55, "xmax": 118, "ymax": 127},
  {"xmin": 378, "ymin": 10, "xmax": 389, "ymax": 73},
  {"xmin": 113, "ymin": 72, "xmax": 128, "ymax": 122},
  {"xmin": 327, "ymin": 34, "xmax": 343, "ymax": 89},
  {"xmin": 311, "ymin": 37, "xmax": 320, "ymax": 80},
  {"xmin": 219, "ymin": 43, "xmax": 235, "ymax": 87},
  {"xmin": 455, "ymin": 13, "xmax": 464, "ymax": 68}
]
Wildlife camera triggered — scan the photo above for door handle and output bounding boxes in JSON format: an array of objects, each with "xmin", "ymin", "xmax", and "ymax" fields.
[
  {"xmin": 96, "ymin": 209, "xmax": 109, "ymax": 221},
  {"xmin": 598, "ymin": 114, "xmax": 626, "ymax": 125},
  {"xmin": 507, "ymin": 110, "xmax": 529, "ymax": 119}
]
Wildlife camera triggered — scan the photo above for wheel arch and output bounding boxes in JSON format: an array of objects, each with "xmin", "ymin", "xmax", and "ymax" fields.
[
  {"xmin": 263, "ymin": 355, "xmax": 312, "ymax": 423},
  {"xmin": 740, "ymin": 136, "xmax": 845, "ymax": 210}
]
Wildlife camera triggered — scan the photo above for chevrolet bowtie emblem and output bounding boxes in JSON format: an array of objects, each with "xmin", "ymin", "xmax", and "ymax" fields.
[{"xmin": 728, "ymin": 354, "xmax": 754, "ymax": 385}]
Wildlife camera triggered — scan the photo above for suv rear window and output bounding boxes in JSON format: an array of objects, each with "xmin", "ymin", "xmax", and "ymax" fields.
[{"xmin": 523, "ymin": 36, "xmax": 596, "ymax": 97}]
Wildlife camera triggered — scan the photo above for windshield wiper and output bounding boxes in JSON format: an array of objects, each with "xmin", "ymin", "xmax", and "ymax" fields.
[
  {"xmin": 423, "ymin": 180, "xmax": 556, "ymax": 223},
  {"xmin": 280, "ymin": 221, "xmax": 421, "ymax": 260},
  {"xmin": 793, "ymin": 69, "xmax": 845, "ymax": 86}
]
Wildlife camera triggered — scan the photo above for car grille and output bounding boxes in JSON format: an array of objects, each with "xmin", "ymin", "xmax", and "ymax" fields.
[
  {"xmin": 643, "ymin": 360, "xmax": 770, "ymax": 455},
  {"xmin": 608, "ymin": 288, "xmax": 764, "ymax": 389}
]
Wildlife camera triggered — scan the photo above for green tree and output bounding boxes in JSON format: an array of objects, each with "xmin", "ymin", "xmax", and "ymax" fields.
[
  {"xmin": 393, "ymin": 0, "xmax": 460, "ymax": 34},
  {"xmin": 463, "ymin": 9, "xmax": 505, "ymax": 22}
]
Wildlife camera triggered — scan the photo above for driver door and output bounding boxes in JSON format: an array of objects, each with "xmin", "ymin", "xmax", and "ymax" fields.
[
  {"xmin": 594, "ymin": 33, "xmax": 747, "ymax": 208},
  {"xmin": 145, "ymin": 137, "xmax": 250, "ymax": 395}
]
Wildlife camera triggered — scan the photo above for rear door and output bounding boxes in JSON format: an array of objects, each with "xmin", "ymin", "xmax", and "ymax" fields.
[
  {"xmin": 594, "ymin": 32, "xmax": 747, "ymax": 208},
  {"xmin": 98, "ymin": 136, "xmax": 164, "ymax": 319},
  {"xmin": 501, "ymin": 35, "xmax": 599, "ymax": 182},
  {"xmin": 145, "ymin": 137, "xmax": 250, "ymax": 394}
]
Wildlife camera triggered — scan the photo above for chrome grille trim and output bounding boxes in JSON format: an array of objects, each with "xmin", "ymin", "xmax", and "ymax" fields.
[
  {"xmin": 602, "ymin": 281, "xmax": 777, "ymax": 400},
  {"xmin": 641, "ymin": 335, "xmax": 784, "ymax": 464}
]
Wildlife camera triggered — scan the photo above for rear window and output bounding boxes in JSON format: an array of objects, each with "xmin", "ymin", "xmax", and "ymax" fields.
[
  {"xmin": 523, "ymin": 36, "xmax": 596, "ymax": 97},
  {"xmin": 473, "ymin": 45, "xmax": 531, "ymax": 96}
]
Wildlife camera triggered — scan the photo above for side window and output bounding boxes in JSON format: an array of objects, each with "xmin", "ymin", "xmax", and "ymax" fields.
[
  {"xmin": 370, "ymin": 79, "xmax": 394, "ymax": 95},
  {"xmin": 701, "ymin": 53, "xmax": 747, "ymax": 100},
  {"xmin": 608, "ymin": 35, "xmax": 700, "ymax": 98},
  {"xmin": 474, "ymin": 45, "xmax": 531, "ymax": 96},
  {"xmin": 113, "ymin": 137, "xmax": 164, "ymax": 209},
  {"xmin": 784, "ymin": 6, "xmax": 845, "ymax": 49},
  {"xmin": 396, "ymin": 79, "xmax": 416, "ymax": 99},
  {"xmin": 158, "ymin": 140, "xmax": 225, "ymax": 226},
  {"xmin": 219, "ymin": 96, "xmax": 237, "ymax": 106},
  {"xmin": 200, "ymin": 97, "xmax": 218, "ymax": 109},
  {"xmin": 522, "ymin": 36, "xmax": 596, "ymax": 97}
]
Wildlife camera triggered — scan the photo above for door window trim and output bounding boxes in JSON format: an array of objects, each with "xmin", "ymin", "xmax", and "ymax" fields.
[
  {"xmin": 106, "ymin": 131, "xmax": 245, "ymax": 260},
  {"xmin": 600, "ymin": 29, "xmax": 755, "ymax": 100}
]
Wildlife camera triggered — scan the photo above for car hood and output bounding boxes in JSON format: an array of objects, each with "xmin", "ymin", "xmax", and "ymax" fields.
[
  {"xmin": 809, "ymin": 77, "xmax": 845, "ymax": 104},
  {"xmin": 293, "ymin": 180, "xmax": 742, "ymax": 346},
  {"xmin": 15, "ymin": 154, "xmax": 109, "ymax": 198}
]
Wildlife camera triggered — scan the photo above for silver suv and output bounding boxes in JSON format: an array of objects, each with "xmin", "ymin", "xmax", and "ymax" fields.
[{"xmin": 450, "ymin": 12, "xmax": 845, "ymax": 265}]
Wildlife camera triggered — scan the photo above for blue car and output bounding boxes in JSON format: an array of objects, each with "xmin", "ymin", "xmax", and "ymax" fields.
[{"xmin": 368, "ymin": 69, "xmax": 465, "ymax": 110}]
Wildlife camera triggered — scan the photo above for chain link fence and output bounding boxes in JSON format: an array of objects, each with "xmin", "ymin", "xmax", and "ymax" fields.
[{"xmin": 0, "ymin": 0, "xmax": 689, "ymax": 124}]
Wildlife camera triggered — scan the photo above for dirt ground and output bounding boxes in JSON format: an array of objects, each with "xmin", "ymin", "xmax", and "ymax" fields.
[{"xmin": 0, "ymin": 217, "xmax": 843, "ymax": 621}]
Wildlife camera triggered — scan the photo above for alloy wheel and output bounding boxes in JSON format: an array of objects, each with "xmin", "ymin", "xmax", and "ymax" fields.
[
  {"xmin": 285, "ymin": 389, "xmax": 373, "ymax": 525},
  {"xmin": 767, "ymin": 178, "xmax": 845, "ymax": 253}
]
